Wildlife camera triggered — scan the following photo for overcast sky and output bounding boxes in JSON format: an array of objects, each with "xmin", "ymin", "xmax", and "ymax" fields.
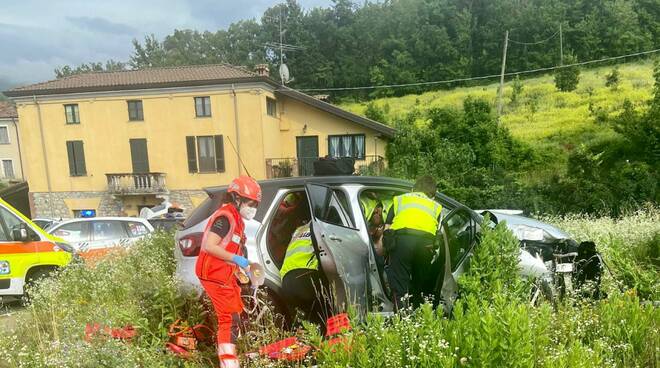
[{"xmin": 0, "ymin": 0, "xmax": 331, "ymax": 91}]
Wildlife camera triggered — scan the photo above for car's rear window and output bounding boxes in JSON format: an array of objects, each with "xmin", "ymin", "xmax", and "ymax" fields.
[{"xmin": 182, "ymin": 195, "xmax": 222, "ymax": 229}]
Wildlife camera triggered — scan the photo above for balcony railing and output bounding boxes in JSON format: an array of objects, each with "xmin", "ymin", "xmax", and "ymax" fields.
[
  {"xmin": 106, "ymin": 173, "xmax": 167, "ymax": 195},
  {"xmin": 265, "ymin": 155, "xmax": 386, "ymax": 179}
]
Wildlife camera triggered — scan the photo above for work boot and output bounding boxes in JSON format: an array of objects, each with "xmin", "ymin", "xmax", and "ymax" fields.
[{"xmin": 218, "ymin": 343, "xmax": 240, "ymax": 368}]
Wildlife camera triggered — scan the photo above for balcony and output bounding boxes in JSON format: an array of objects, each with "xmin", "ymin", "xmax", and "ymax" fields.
[
  {"xmin": 106, "ymin": 173, "xmax": 167, "ymax": 195},
  {"xmin": 265, "ymin": 155, "xmax": 386, "ymax": 179}
]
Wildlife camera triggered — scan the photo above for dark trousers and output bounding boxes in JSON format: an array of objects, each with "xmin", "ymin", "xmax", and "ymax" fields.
[
  {"xmin": 385, "ymin": 231, "xmax": 437, "ymax": 309},
  {"xmin": 281, "ymin": 269, "xmax": 333, "ymax": 331}
]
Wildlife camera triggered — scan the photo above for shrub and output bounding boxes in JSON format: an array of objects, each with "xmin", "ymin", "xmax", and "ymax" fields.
[
  {"xmin": 365, "ymin": 101, "xmax": 387, "ymax": 122},
  {"xmin": 555, "ymin": 54, "xmax": 581, "ymax": 92},
  {"xmin": 459, "ymin": 219, "xmax": 529, "ymax": 303},
  {"xmin": 510, "ymin": 74, "xmax": 524, "ymax": 107},
  {"xmin": 605, "ymin": 67, "xmax": 621, "ymax": 90},
  {"xmin": 0, "ymin": 231, "xmax": 212, "ymax": 367}
]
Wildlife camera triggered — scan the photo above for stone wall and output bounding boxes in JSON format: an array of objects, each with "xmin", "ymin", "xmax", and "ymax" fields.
[
  {"xmin": 167, "ymin": 190, "xmax": 207, "ymax": 215},
  {"xmin": 30, "ymin": 190, "xmax": 207, "ymax": 219}
]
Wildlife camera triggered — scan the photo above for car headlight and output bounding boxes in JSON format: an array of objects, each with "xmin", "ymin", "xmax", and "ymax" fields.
[
  {"xmin": 509, "ymin": 224, "xmax": 548, "ymax": 242},
  {"xmin": 0, "ymin": 261, "xmax": 9, "ymax": 275}
]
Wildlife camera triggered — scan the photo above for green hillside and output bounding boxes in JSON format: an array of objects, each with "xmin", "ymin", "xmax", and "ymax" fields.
[{"xmin": 342, "ymin": 60, "xmax": 655, "ymax": 161}]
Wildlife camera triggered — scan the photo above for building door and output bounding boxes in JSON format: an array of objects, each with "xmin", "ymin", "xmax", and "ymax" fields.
[
  {"xmin": 296, "ymin": 136, "xmax": 318, "ymax": 176},
  {"xmin": 130, "ymin": 139, "xmax": 150, "ymax": 173},
  {"xmin": 130, "ymin": 139, "xmax": 150, "ymax": 189}
]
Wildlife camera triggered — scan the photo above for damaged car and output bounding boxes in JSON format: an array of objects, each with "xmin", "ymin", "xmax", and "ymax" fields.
[{"xmin": 174, "ymin": 176, "xmax": 603, "ymax": 317}]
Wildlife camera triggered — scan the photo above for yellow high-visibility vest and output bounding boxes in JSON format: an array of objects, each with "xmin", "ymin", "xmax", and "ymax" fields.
[
  {"xmin": 381, "ymin": 198, "xmax": 393, "ymax": 221},
  {"xmin": 280, "ymin": 223, "xmax": 318, "ymax": 279},
  {"xmin": 390, "ymin": 192, "xmax": 442, "ymax": 235},
  {"xmin": 360, "ymin": 196, "xmax": 378, "ymax": 222}
]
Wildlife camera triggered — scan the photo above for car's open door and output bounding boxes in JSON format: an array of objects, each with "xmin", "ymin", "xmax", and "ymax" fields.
[
  {"xmin": 305, "ymin": 183, "xmax": 371, "ymax": 313},
  {"xmin": 434, "ymin": 206, "xmax": 478, "ymax": 314}
]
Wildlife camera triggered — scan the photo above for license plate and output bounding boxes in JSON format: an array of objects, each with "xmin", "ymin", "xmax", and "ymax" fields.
[{"xmin": 556, "ymin": 263, "xmax": 574, "ymax": 273}]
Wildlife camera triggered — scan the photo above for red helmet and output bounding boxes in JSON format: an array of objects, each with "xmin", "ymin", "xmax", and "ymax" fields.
[{"xmin": 228, "ymin": 176, "xmax": 262, "ymax": 203}]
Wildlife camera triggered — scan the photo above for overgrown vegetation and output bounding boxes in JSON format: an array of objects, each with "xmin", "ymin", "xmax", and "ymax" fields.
[
  {"xmin": 362, "ymin": 60, "xmax": 659, "ymax": 215},
  {"xmin": 1, "ymin": 209, "xmax": 658, "ymax": 367}
]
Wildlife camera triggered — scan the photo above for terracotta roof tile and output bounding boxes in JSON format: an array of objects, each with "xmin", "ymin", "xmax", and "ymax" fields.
[
  {"xmin": 5, "ymin": 64, "xmax": 265, "ymax": 96},
  {"xmin": 0, "ymin": 101, "xmax": 17, "ymax": 118}
]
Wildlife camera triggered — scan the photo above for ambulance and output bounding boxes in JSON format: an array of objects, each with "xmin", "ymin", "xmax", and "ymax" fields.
[{"xmin": 0, "ymin": 198, "xmax": 73, "ymax": 301}]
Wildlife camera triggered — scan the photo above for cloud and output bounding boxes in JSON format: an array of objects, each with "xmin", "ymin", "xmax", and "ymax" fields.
[
  {"xmin": 66, "ymin": 16, "xmax": 138, "ymax": 35},
  {"xmin": 0, "ymin": 0, "xmax": 333, "ymax": 89}
]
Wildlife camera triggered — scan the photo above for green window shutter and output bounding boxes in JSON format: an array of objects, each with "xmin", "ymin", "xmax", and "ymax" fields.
[
  {"xmin": 74, "ymin": 141, "xmax": 87, "ymax": 175},
  {"xmin": 214, "ymin": 135, "xmax": 225, "ymax": 172},
  {"xmin": 66, "ymin": 141, "xmax": 76, "ymax": 176},
  {"xmin": 186, "ymin": 136, "xmax": 198, "ymax": 173},
  {"xmin": 130, "ymin": 139, "xmax": 150, "ymax": 173}
]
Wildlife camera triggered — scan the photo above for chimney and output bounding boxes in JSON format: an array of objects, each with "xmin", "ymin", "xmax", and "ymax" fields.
[{"xmin": 255, "ymin": 64, "xmax": 269, "ymax": 77}]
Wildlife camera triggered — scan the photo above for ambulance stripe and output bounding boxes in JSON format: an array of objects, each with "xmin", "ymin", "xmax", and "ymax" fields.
[{"xmin": 0, "ymin": 241, "xmax": 54, "ymax": 254}]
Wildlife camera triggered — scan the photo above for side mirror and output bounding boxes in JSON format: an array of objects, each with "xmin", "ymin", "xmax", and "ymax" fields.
[{"xmin": 12, "ymin": 223, "xmax": 29, "ymax": 242}]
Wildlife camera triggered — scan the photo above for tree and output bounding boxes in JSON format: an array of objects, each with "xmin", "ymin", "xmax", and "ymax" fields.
[
  {"xmin": 605, "ymin": 67, "xmax": 620, "ymax": 90},
  {"xmin": 554, "ymin": 53, "xmax": 580, "ymax": 92},
  {"xmin": 48, "ymin": 0, "xmax": 658, "ymax": 98},
  {"xmin": 54, "ymin": 60, "xmax": 127, "ymax": 78},
  {"xmin": 130, "ymin": 34, "xmax": 167, "ymax": 68},
  {"xmin": 510, "ymin": 74, "xmax": 524, "ymax": 106},
  {"xmin": 364, "ymin": 101, "xmax": 386, "ymax": 122}
]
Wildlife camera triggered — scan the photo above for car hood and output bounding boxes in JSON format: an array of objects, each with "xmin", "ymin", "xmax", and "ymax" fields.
[{"xmin": 482, "ymin": 210, "xmax": 572, "ymax": 242}]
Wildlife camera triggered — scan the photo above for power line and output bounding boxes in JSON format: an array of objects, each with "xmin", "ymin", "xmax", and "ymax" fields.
[
  {"xmin": 508, "ymin": 29, "xmax": 560, "ymax": 46},
  {"xmin": 297, "ymin": 48, "xmax": 660, "ymax": 92}
]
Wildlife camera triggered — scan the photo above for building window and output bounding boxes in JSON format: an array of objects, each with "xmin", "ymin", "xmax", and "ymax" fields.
[
  {"xmin": 127, "ymin": 100, "xmax": 144, "ymax": 121},
  {"xmin": 194, "ymin": 96, "xmax": 212, "ymax": 117},
  {"xmin": 266, "ymin": 97, "xmax": 277, "ymax": 117},
  {"xmin": 185, "ymin": 135, "xmax": 225, "ymax": 173},
  {"xmin": 66, "ymin": 140, "xmax": 87, "ymax": 176},
  {"xmin": 0, "ymin": 126, "xmax": 9, "ymax": 144},
  {"xmin": 64, "ymin": 104, "xmax": 80, "ymax": 124},
  {"xmin": 328, "ymin": 134, "xmax": 366, "ymax": 159},
  {"xmin": 2, "ymin": 160, "xmax": 14, "ymax": 179}
]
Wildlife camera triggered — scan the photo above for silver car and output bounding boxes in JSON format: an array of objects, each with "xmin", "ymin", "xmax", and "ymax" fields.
[{"xmin": 174, "ymin": 176, "xmax": 590, "ymax": 316}]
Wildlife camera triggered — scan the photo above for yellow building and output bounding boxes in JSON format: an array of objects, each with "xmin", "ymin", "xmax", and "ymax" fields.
[{"xmin": 4, "ymin": 64, "xmax": 394, "ymax": 218}]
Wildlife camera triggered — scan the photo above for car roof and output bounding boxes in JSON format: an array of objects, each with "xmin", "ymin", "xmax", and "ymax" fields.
[
  {"xmin": 203, "ymin": 175, "xmax": 466, "ymax": 209},
  {"xmin": 204, "ymin": 176, "xmax": 413, "ymax": 194},
  {"xmin": 52, "ymin": 217, "xmax": 150, "ymax": 226}
]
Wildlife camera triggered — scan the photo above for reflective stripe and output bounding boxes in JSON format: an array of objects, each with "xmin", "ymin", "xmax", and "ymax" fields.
[
  {"xmin": 396, "ymin": 201, "xmax": 439, "ymax": 218},
  {"xmin": 280, "ymin": 223, "xmax": 318, "ymax": 279},
  {"xmin": 285, "ymin": 244, "xmax": 315, "ymax": 259}
]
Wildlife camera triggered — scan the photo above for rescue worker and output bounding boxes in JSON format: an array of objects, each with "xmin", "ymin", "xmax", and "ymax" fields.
[
  {"xmin": 195, "ymin": 175, "xmax": 262, "ymax": 368},
  {"xmin": 280, "ymin": 221, "xmax": 332, "ymax": 331},
  {"xmin": 384, "ymin": 175, "xmax": 443, "ymax": 309}
]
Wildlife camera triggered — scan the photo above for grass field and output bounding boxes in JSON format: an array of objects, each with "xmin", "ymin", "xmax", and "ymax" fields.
[
  {"xmin": 341, "ymin": 60, "xmax": 655, "ymax": 160},
  {"xmin": 1, "ymin": 207, "xmax": 658, "ymax": 367}
]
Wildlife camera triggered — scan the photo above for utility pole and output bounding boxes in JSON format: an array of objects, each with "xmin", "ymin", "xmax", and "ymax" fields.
[
  {"xmin": 497, "ymin": 30, "xmax": 509, "ymax": 118},
  {"xmin": 559, "ymin": 23, "xmax": 564, "ymax": 65},
  {"xmin": 279, "ymin": 8, "xmax": 284, "ymax": 81}
]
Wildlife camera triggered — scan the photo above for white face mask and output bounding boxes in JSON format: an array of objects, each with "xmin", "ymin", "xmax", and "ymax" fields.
[{"xmin": 240, "ymin": 204, "xmax": 257, "ymax": 220}]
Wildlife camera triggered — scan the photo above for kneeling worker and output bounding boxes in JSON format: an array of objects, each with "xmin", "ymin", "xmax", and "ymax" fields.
[
  {"xmin": 384, "ymin": 175, "xmax": 443, "ymax": 309},
  {"xmin": 280, "ymin": 222, "xmax": 331, "ymax": 329}
]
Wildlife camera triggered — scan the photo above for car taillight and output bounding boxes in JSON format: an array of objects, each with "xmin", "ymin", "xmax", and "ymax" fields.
[{"xmin": 178, "ymin": 233, "xmax": 203, "ymax": 257}]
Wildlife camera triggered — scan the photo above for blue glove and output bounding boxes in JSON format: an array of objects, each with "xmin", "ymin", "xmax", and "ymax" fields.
[{"xmin": 231, "ymin": 255, "xmax": 250, "ymax": 269}]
